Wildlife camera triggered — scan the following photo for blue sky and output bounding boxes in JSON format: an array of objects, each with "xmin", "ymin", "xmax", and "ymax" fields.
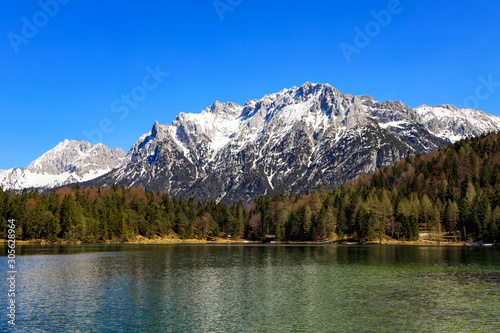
[{"xmin": 1, "ymin": 0, "xmax": 500, "ymax": 169}]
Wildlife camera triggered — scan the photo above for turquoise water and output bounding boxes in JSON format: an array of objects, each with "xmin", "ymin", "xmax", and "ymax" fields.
[{"xmin": 1, "ymin": 245, "xmax": 499, "ymax": 332}]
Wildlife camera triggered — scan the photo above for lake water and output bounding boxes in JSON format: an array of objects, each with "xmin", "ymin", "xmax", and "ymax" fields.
[{"xmin": 1, "ymin": 244, "xmax": 500, "ymax": 332}]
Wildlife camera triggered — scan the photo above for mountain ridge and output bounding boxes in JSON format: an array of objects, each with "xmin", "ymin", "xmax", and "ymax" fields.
[
  {"xmin": 3, "ymin": 82, "xmax": 500, "ymax": 203},
  {"xmin": 0, "ymin": 140, "xmax": 126, "ymax": 190},
  {"xmin": 76, "ymin": 82, "xmax": 500, "ymax": 203}
]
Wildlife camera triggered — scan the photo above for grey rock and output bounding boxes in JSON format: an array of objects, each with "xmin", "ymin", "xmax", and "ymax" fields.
[
  {"xmin": 81, "ymin": 82, "xmax": 500, "ymax": 204},
  {"xmin": 0, "ymin": 140, "xmax": 126, "ymax": 190}
]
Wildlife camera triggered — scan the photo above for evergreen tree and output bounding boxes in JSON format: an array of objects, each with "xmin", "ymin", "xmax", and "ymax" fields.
[{"xmin": 60, "ymin": 195, "xmax": 80, "ymax": 239}]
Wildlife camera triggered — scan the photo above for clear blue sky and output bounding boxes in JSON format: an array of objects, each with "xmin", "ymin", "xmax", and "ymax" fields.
[{"xmin": 1, "ymin": 0, "xmax": 500, "ymax": 169}]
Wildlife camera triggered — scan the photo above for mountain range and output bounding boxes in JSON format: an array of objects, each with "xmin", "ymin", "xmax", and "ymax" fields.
[{"xmin": 2, "ymin": 82, "xmax": 500, "ymax": 203}]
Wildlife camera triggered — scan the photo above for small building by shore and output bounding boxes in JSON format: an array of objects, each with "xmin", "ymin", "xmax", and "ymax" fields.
[{"xmin": 262, "ymin": 235, "xmax": 277, "ymax": 243}]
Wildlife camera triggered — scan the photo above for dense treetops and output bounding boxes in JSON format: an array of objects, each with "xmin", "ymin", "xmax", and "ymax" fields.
[
  {"xmin": 2, "ymin": 132, "xmax": 500, "ymax": 243},
  {"xmin": 0, "ymin": 184, "xmax": 246, "ymax": 242}
]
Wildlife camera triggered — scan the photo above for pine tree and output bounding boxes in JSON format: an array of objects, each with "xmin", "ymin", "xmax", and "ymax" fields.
[
  {"xmin": 443, "ymin": 200, "xmax": 459, "ymax": 233},
  {"xmin": 43, "ymin": 211, "xmax": 61, "ymax": 240},
  {"xmin": 420, "ymin": 194, "xmax": 434, "ymax": 233},
  {"xmin": 355, "ymin": 207, "xmax": 376, "ymax": 243},
  {"xmin": 378, "ymin": 189, "xmax": 394, "ymax": 238},
  {"xmin": 303, "ymin": 205, "xmax": 312, "ymax": 240},
  {"xmin": 490, "ymin": 206, "xmax": 500, "ymax": 242},
  {"xmin": 60, "ymin": 195, "xmax": 79, "ymax": 239}
]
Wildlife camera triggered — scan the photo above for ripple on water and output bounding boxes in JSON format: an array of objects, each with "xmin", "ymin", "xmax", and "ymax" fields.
[{"xmin": 1, "ymin": 245, "xmax": 499, "ymax": 332}]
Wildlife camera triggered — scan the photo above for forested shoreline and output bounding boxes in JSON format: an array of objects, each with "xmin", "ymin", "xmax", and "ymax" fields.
[{"xmin": 2, "ymin": 133, "xmax": 500, "ymax": 244}]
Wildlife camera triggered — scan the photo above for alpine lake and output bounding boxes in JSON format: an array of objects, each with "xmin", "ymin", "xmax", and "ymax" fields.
[{"xmin": 1, "ymin": 244, "xmax": 499, "ymax": 332}]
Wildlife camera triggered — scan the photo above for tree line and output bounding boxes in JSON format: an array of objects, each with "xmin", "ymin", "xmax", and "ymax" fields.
[
  {"xmin": 246, "ymin": 132, "xmax": 500, "ymax": 243},
  {"xmin": 2, "ymin": 132, "xmax": 500, "ymax": 243},
  {"xmin": 0, "ymin": 185, "xmax": 246, "ymax": 242}
]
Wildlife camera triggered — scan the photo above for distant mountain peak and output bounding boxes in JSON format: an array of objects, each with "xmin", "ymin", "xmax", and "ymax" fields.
[{"xmin": 0, "ymin": 140, "xmax": 126, "ymax": 190}]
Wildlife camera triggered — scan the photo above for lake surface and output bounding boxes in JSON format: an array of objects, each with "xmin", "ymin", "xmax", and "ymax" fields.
[{"xmin": 1, "ymin": 244, "xmax": 500, "ymax": 332}]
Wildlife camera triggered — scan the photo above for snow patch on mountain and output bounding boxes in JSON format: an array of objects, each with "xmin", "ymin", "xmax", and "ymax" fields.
[
  {"xmin": 97, "ymin": 82, "xmax": 499, "ymax": 203},
  {"xmin": 0, "ymin": 140, "xmax": 126, "ymax": 190},
  {"xmin": 415, "ymin": 104, "xmax": 500, "ymax": 142},
  {"xmin": 5, "ymin": 82, "xmax": 500, "ymax": 201}
]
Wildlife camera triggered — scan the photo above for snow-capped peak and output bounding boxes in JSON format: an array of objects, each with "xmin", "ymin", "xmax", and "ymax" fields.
[
  {"xmin": 414, "ymin": 104, "xmax": 500, "ymax": 142},
  {"xmin": 5, "ymin": 82, "xmax": 500, "ymax": 199},
  {"xmin": 0, "ymin": 140, "xmax": 126, "ymax": 191}
]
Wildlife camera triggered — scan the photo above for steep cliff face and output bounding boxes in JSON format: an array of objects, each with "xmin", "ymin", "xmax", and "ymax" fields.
[{"xmin": 84, "ymin": 82, "xmax": 498, "ymax": 203}]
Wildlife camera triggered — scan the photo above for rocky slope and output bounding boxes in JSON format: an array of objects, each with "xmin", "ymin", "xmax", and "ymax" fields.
[
  {"xmin": 0, "ymin": 140, "xmax": 126, "ymax": 190},
  {"xmin": 81, "ymin": 83, "xmax": 500, "ymax": 203}
]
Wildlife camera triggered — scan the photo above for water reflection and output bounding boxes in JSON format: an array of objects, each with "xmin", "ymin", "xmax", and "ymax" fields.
[{"xmin": 0, "ymin": 245, "xmax": 499, "ymax": 332}]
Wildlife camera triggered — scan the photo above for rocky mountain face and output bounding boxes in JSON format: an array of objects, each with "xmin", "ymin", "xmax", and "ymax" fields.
[
  {"xmin": 4, "ymin": 83, "xmax": 500, "ymax": 203},
  {"xmin": 0, "ymin": 140, "xmax": 126, "ymax": 190},
  {"xmin": 414, "ymin": 104, "xmax": 500, "ymax": 142},
  {"xmin": 81, "ymin": 83, "xmax": 500, "ymax": 204}
]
